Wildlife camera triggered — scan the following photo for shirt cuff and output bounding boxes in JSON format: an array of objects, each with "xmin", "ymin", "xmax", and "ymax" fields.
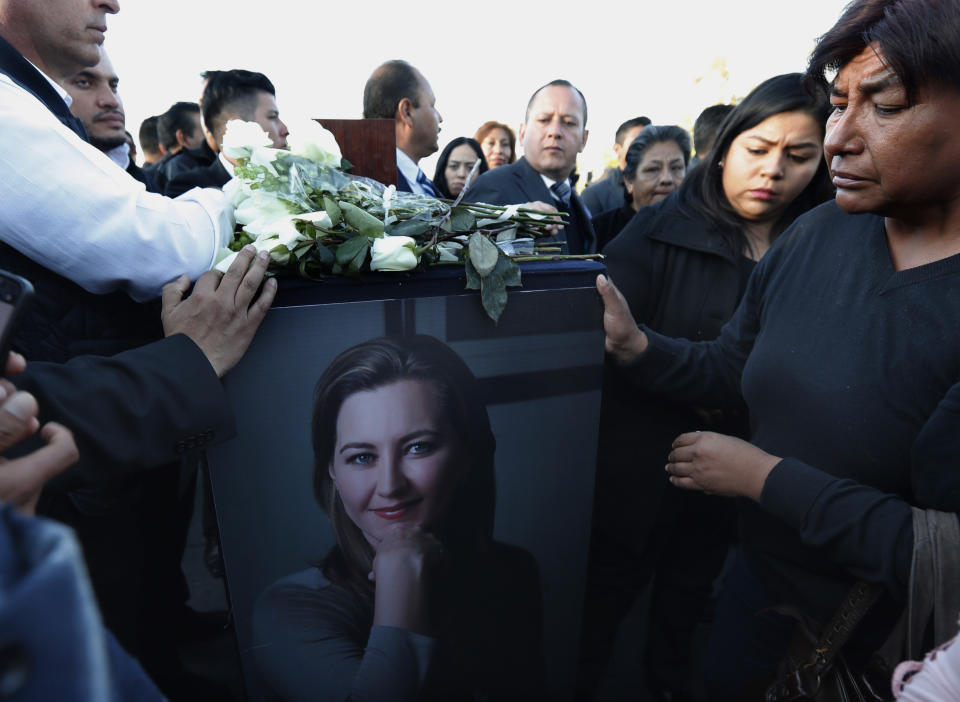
[
  {"xmin": 760, "ymin": 457, "xmax": 836, "ymax": 530},
  {"xmin": 367, "ymin": 625, "xmax": 436, "ymax": 685}
]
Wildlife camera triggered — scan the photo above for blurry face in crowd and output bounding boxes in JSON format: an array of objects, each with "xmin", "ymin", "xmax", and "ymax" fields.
[
  {"xmin": 6, "ymin": 0, "xmax": 119, "ymax": 80},
  {"xmin": 614, "ymin": 125, "xmax": 645, "ymax": 170},
  {"xmin": 626, "ymin": 140, "xmax": 686, "ymax": 210},
  {"xmin": 444, "ymin": 143, "xmax": 481, "ymax": 198},
  {"xmin": 329, "ymin": 380, "xmax": 462, "ymax": 549},
  {"xmin": 520, "ymin": 85, "xmax": 589, "ymax": 182},
  {"xmin": 252, "ymin": 91, "xmax": 289, "ymax": 149},
  {"xmin": 480, "ymin": 128, "xmax": 512, "ymax": 169},
  {"xmin": 824, "ymin": 46, "xmax": 960, "ymax": 219},
  {"xmin": 720, "ymin": 110, "xmax": 822, "ymax": 226},
  {"xmin": 181, "ymin": 112, "xmax": 206, "ymax": 150},
  {"xmin": 64, "ymin": 50, "xmax": 126, "ymax": 151}
]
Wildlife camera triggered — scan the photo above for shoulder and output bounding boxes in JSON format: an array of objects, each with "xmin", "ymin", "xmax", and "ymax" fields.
[
  {"xmin": 764, "ymin": 200, "xmax": 881, "ymax": 269},
  {"xmin": 466, "ymin": 160, "xmax": 530, "ymax": 203}
]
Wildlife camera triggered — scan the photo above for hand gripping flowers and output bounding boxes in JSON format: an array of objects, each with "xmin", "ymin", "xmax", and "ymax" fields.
[{"xmin": 214, "ymin": 119, "xmax": 576, "ymax": 320}]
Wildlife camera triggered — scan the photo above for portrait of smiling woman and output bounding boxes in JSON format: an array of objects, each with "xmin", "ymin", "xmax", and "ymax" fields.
[{"xmin": 252, "ymin": 335, "xmax": 544, "ymax": 702}]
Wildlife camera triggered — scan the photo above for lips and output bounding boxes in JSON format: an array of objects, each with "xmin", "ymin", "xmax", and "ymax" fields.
[
  {"xmin": 748, "ymin": 188, "xmax": 778, "ymax": 201},
  {"xmin": 831, "ymin": 170, "xmax": 871, "ymax": 189},
  {"xmin": 371, "ymin": 499, "xmax": 421, "ymax": 520}
]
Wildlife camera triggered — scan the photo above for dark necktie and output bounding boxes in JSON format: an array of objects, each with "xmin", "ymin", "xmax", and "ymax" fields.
[
  {"xmin": 416, "ymin": 170, "xmax": 440, "ymax": 198},
  {"xmin": 551, "ymin": 179, "xmax": 572, "ymax": 208}
]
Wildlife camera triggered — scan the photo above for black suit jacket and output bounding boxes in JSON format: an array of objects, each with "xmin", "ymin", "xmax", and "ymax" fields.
[
  {"xmin": 165, "ymin": 158, "xmax": 231, "ymax": 197},
  {"xmin": 465, "ymin": 157, "xmax": 597, "ymax": 254}
]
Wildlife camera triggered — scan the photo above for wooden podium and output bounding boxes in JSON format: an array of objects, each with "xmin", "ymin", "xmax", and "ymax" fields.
[{"xmin": 314, "ymin": 118, "xmax": 396, "ymax": 186}]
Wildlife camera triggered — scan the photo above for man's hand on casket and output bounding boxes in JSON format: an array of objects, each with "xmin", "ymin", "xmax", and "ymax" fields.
[{"xmin": 161, "ymin": 245, "xmax": 278, "ymax": 378}]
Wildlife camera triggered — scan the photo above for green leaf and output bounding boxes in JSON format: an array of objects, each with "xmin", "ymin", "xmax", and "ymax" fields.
[
  {"xmin": 450, "ymin": 207, "xmax": 476, "ymax": 232},
  {"xmin": 346, "ymin": 239, "xmax": 370, "ymax": 276},
  {"xmin": 480, "ymin": 271, "xmax": 508, "ymax": 323},
  {"xmin": 464, "ymin": 258, "xmax": 481, "ymax": 290},
  {"xmin": 322, "ymin": 195, "xmax": 342, "ymax": 226},
  {"xmin": 387, "ymin": 218, "xmax": 433, "ymax": 238},
  {"xmin": 340, "ymin": 201, "xmax": 385, "ymax": 238},
  {"xmin": 468, "ymin": 232, "xmax": 499, "ymax": 277},
  {"xmin": 492, "ymin": 251, "xmax": 522, "ymax": 287},
  {"xmin": 336, "ymin": 234, "xmax": 369, "ymax": 266},
  {"xmin": 311, "ymin": 241, "xmax": 335, "ymax": 268}
]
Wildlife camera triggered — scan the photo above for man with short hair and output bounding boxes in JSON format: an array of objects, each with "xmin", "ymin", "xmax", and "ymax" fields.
[
  {"xmin": 153, "ymin": 100, "xmax": 216, "ymax": 192},
  {"xmin": 581, "ymin": 116, "xmax": 651, "ymax": 215},
  {"xmin": 138, "ymin": 114, "xmax": 163, "ymax": 165},
  {"xmin": 690, "ymin": 103, "xmax": 733, "ymax": 168},
  {"xmin": 363, "ymin": 59, "xmax": 443, "ymax": 197},
  {"xmin": 63, "ymin": 48, "xmax": 150, "ymax": 186},
  {"xmin": 466, "ymin": 79, "xmax": 597, "ymax": 254},
  {"xmin": 166, "ymin": 68, "xmax": 288, "ymax": 197}
]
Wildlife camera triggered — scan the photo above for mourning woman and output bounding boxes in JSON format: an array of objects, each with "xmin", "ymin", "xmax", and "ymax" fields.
[
  {"xmin": 578, "ymin": 73, "xmax": 833, "ymax": 701},
  {"xmin": 252, "ymin": 336, "xmax": 544, "ymax": 702},
  {"xmin": 433, "ymin": 137, "xmax": 488, "ymax": 200},
  {"xmin": 596, "ymin": 0, "xmax": 960, "ymax": 698},
  {"xmin": 474, "ymin": 120, "xmax": 516, "ymax": 169},
  {"xmin": 590, "ymin": 124, "xmax": 692, "ymax": 249}
]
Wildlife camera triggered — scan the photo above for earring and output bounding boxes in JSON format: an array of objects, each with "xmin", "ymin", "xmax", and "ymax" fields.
[{"xmin": 718, "ymin": 159, "xmax": 725, "ymax": 168}]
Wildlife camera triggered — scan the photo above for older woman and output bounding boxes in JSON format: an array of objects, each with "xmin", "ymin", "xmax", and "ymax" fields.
[
  {"xmin": 474, "ymin": 121, "xmax": 516, "ymax": 169},
  {"xmin": 591, "ymin": 125, "xmax": 691, "ymax": 249},
  {"xmin": 578, "ymin": 73, "xmax": 832, "ymax": 702},
  {"xmin": 252, "ymin": 336, "xmax": 544, "ymax": 702},
  {"xmin": 595, "ymin": 0, "xmax": 960, "ymax": 698}
]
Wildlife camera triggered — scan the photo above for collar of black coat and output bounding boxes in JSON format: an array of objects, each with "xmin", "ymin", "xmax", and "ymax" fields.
[
  {"xmin": 638, "ymin": 193, "xmax": 740, "ymax": 265},
  {"xmin": 0, "ymin": 34, "xmax": 88, "ymax": 140}
]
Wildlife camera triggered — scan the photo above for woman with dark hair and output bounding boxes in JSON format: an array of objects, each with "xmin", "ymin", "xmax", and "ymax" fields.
[
  {"xmin": 252, "ymin": 335, "xmax": 544, "ymax": 702},
  {"xmin": 433, "ymin": 137, "xmax": 488, "ymax": 200},
  {"xmin": 474, "ymin": 121, "xmax": 516, "ymax": 169},
  {"xmin": 578, "ymin": 73, "xmax": 833, "ymax": 701},
  {"xmin": 591, "ymin": 125, "xmax": 692, "ymax": 249},
  {"xmin": 594, "ymin": 0, "xmax": 960, "ymax": 698}
]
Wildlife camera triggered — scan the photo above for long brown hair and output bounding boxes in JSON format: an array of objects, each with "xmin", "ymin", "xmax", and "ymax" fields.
[
  {"xmin": 311, "ymin": 335, "xmax": 497, "ymax": 609},
  {"xmin": 474, "ymin": 121, "xmax": 517, "ymax": 164}
]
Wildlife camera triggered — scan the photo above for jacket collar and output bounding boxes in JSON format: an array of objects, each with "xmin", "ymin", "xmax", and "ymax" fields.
[
  {"xmin": 0, "ymin": 34, "xmax": 88, "ymax": 140},
  {"xmin": 642, "ymin": 194, "xmax": 740, "ymax": 264}
]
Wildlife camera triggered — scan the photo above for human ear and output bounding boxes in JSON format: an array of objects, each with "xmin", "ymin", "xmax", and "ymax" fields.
[
  {"xmin": 518, "ymin": 122, "xmax": 527, "ymax": 146},
  {"xmin": 578, "ymin": 128, "xmax": 589, "ymax": 153},
  {"xmin": 397, "ymin": 97, "xmax": 415, "ymax": 128}
]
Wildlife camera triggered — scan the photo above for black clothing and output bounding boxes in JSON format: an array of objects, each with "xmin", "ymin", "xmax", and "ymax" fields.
[
  {"xmin": 625, "ymin": 200, "xmax": 960, "ymax": 666},
  {"xmin": 466, "ymin": 157, "xmax": 597, "ymax": 254},
  {"xmin": 153, "ymin": 142, "xmax": 216, "ymax": 193},
  {"xmin": 579, "ymin": 193, "xmax": 749, "ymax": 697},
  {"xmin": 165, "ymin": 157, "xmax": 230, "ymax": 197},
  {"xmin": 581, "ymin": 167, "xmax": 625, "ymax": 216},
  {"xmin": 591, "ymin": 202, "xmax": 635, "ymax": 251}
]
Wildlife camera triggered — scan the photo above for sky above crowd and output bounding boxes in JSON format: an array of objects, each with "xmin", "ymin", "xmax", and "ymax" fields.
[{"xmin": 105, "ymin": 0, "xmax": 850, "ymax": 177}]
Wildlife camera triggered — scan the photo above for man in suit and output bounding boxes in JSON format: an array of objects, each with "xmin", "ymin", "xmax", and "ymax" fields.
[
  {"xmin": 62, "ymin": 47, "xmax": 154, "ymax": 188},
  {"xmin": 362, "ymin": 59, "xmax": 443, "ymax": 197},
  {"xmin": 166, "ymin": 68, "xmax": 288, "ymax": 198},
  {"xmin": 466, "ymin": 79, "xmax": 597, "ymax": 254}
]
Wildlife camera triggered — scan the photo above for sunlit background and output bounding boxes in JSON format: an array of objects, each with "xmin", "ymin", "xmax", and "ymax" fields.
[{"xmin": 105, "ymin": 0, "xmax": 850, "ymax": 180}]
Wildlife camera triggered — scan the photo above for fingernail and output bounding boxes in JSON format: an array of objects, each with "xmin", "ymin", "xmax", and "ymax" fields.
[
  {"xmin": 266, "ymin": 277, "xmax": 278, "ymax": 287},
  {"xmin": 4, "ymin": 393, "xmax": 34, "ymax": 420},
  {"xmin": 258, "ymin": 251, "xmax": 270, "ymax": 261},
  {"xmin": 243, "ymin": 244, "xmax": 255, "ymax": 253}
]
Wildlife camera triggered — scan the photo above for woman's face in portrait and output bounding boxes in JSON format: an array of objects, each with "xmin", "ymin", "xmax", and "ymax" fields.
[
  {"xmin": 721, "ymin": 110, "xmax": 823, "ymax": 225},
  {"xmin": 823, "ymin": 46, "xmax": 960, "ymax": 218},
  {"xmin": 625, "ymin": 141, "xmax": 687, "ymax": 210},
  {"xmin": 481, "ymin": 128, "xmax": 512, "ymax": 168},
  {"xmin": 444, "ymin": 143, "xmax": 481, "ymax": 198},
  {"xmin": 329, "ymin": 379, "xmax": 461, "ymax": 548}
]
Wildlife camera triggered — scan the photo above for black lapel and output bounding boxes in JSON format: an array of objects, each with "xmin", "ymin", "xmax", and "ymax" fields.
[{"xmin": 0, "ymin": 34, "xmax": 88, "ymax": 140}]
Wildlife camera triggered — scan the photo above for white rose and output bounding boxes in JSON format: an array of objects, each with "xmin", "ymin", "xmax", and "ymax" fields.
[
  {"xmin": 370, "ymin": 236, "xmax": 419, "ymax": 272},
  {"xmin": 234, "ymin": 190, "xmax": 290, "ymax": 226},
  {"xmin": 221, "ymin": 119, "xmax": 273, "ymax": 159},
  {"xmin": 287, "ymin": 120, "xmax": 342, "ymax": 168}
]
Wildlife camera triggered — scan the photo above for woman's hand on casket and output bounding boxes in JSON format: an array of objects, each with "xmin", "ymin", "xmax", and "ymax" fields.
[
  {"xmin": 665, "ymin": 431, "xmax": 780, "ymax": 501},
  {"xmin": 370, "ymin": 525, "xmax": 444, "ymax": 636},
  {"xmin": 596, "ymin": 274, "xmax": 648, "ymax": 363}
]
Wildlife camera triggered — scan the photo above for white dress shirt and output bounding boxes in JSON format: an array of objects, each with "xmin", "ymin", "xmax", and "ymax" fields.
[
  {"xmin": 0, "ymin": 72, "xmax": 233, "ymax": 301},
  {"xmin": 396, "ymin": 148, "xmax": 434, "ymax": 197}
]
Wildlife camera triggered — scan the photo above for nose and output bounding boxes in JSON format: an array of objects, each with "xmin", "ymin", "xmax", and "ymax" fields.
[
  {"xmin": 278, "ymin": 119, "xmax": 289, "ymax": 138},
  {"xmin": 97, "ymin": 86, "xmax": 119, "ymax": 110},
  {"xmin": 760, "ymin": 152, "xmax": 786, "ymax": 180},
  {"xmin": 823, "ymin": 109, "xmax": 863, "ymax": 160},
  {"xmin": 375, "ymin": 454, "xmax": 408, "ymax": 497},
  {"xmin": 98, "ymin": 0, "xmax": 120, "ymax": 14}
]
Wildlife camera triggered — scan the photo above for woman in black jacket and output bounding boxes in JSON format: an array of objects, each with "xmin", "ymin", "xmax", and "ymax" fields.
[{"xmin": 577, "ymin": 73, "xmax": 833, "ymax": 701}]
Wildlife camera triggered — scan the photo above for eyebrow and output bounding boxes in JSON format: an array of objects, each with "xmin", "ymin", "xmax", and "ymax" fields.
[
  {"xmin": 830, "ymin": 72, "xmax": 901, "ymax": 97},
  {"xmin": 745, "ymin": 135, "xmax": 819, "ymax": 150},
  {"xmin": 337, "ymin": 429, "xmax": 440, "ymax": 454}
]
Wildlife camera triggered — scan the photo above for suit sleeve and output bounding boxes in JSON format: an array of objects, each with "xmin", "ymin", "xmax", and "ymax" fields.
[
  {"xmin": 9, "ymin": 334, "xmax": 235, "ymax": 484},
  {"xmin": 462, "ymin": 170, "xmax": 513, "ymax": 206}
]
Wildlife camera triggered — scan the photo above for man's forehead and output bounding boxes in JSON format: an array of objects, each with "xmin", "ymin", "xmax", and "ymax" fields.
[{"xmin": 529, "ymin": 86, "xmax": 584, "ymax": 118}]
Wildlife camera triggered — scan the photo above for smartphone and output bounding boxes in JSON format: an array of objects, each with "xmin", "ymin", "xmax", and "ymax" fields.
[{"xmin": 0, "ymin": 270, "xmax": 33, "ymax": 369}]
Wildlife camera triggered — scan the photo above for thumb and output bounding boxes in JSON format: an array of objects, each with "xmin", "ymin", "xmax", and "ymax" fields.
[{"xmin": 161, "ymin": 274, "xmax": 190, "ymax": 312}]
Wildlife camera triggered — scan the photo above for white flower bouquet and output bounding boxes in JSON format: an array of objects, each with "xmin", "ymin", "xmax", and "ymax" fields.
[{"xmin": 215, "ymin": 120, "xmax": 579, "ymax": 321}]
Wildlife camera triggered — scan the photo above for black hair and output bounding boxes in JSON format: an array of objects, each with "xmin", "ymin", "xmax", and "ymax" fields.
[
  {"xmin": 433, "ymin": 137, "xmax": 489, "ymax": 199},
  {"xmin": 614, "ymin": 116, "xmax": 651, "ymax": 145},
  {"xmin": 362, "ymin": 60, "xmax": 423, "ymax": 119},
  {"xmin": 692, "ymin": 104, "xmax": 734, "ymax": 155},
  {"xmin": 312, "ymin": 335, "xmax": 496, "ymax": 608},
  {"xmin": 525, "ymin": 79, "xmax": 588, "ymax": 127},
  {"xmin": 201, "ymin": 69, "xmax": 276, "ymax": 145},
  {"xmin": 138, "ymin": 115, "xmax": 160, "ymax": 155},
  {"xmin": 807, "ymin": 0, "xmax": 960, "ymax": 104},
  {"xmin": 621, "ymin": 125, "xmax": 692, "ymax": 203},
  {"xmin": 677, "ymin": 73, "xmax": 833, "ymax": 256},
  {"xmin": 157, "ymin": 101, "xmax": 200, "ymax": 151}
]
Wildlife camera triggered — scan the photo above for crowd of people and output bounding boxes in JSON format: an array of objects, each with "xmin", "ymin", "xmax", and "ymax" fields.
[{"xmin": 1, "ymin": 0, "xmax": 959, "ymax": 700}]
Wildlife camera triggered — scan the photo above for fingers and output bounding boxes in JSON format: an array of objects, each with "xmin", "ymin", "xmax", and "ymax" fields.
[
  {"xmin": 161, "ymin": 274, "xmax": 190, "ymax": 313},
  {"xmin": 247, "ymin": 277, "xmax": 278, "ymax": 323},
  {"xmin": 0, "ymin": 390, "xmax": 40, "ymax": 452},
  {"xmin": 233, "ymin": 250, "xmax": 271, "ymax": 310},
  {"xmin": 0, "ymin": 422, "xmax": 77, "ymax": 515},
  {"xmin": 668, "ymin": 475, "xmax": 700, "ymax": 491},
  {"xmin": 672, "ymin": 431, "xmax": 704, "ymax": 448},
  {"xmin": 215, "ymin": 245, "xmax": 257, "ymax": 298},
  {"xmin": 3, "ymin": 351, "xmax": 25, "ymax": 377}
]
